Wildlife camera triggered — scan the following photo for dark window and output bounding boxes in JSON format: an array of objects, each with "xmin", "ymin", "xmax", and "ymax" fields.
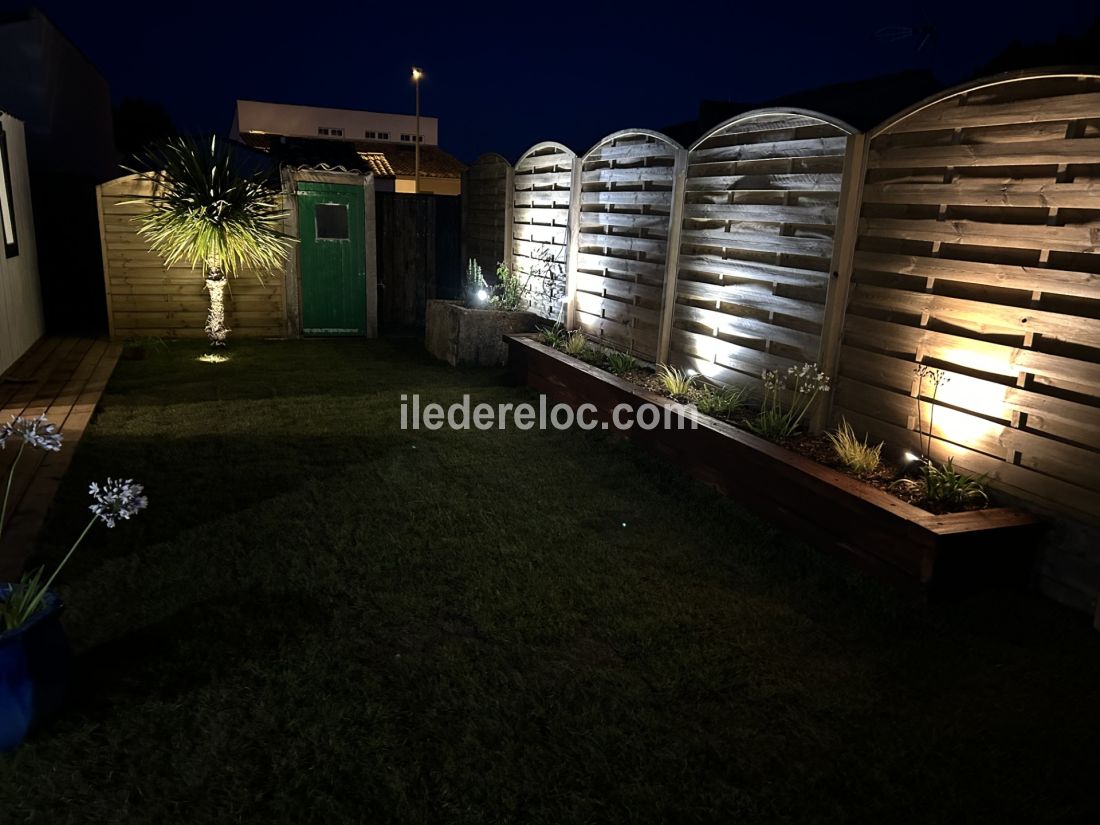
[
  {"xmin": 378, "ymin": 132, "xmax": 390, "ymax": 140},
  {"xmin": 0, "ymin": 124, "xmax": 18, "ymax": 258},
  {"xmin": 315, "ymin": 203, "xmax": 349, "ymax": 240},
  {"xmin": 331, "ymin": 128, "xmax": 344, "ymax": 137},
  {"xmin": 318, "ymin": 127, "xmax": 329, "ymax": 136},
  {"xmin": 365, "ymin": 130, "xmax": 376, "ymax": 139}
]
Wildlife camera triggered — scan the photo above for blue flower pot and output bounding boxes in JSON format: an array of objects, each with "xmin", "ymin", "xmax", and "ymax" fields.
[{"xmin": 0, "ymin": 586, "xmax": 71, "ymax": 752}]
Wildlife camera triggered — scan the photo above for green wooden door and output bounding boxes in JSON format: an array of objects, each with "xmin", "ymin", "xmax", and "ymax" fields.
[{"xmin": 298, "ymin": 182, "xmax": 367, "ymax": 336}]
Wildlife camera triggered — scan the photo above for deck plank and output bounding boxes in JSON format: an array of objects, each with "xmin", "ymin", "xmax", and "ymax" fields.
[
  {"xmin": 0, "ymin": 338, "xmax": 122, "ymax": 580},
  {"xmin": 0, "ymin": 337, "xmax": 74, "ymax": 414}
]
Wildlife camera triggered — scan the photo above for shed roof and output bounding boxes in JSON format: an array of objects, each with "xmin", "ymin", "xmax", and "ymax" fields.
[{"xmin": 240, "ymin": 134, "xmax": 467, "ymax": 178}]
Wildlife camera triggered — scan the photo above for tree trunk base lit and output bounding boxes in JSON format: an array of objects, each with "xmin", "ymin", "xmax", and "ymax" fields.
[{"xmin": 205, "ymin": 276, "xmax": 229, "ymax": 347}]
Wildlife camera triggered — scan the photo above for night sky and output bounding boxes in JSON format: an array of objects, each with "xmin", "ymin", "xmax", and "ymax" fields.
[{"xmin": 7, "ymin": 0, "xmax": 1098, "ymax": 163}]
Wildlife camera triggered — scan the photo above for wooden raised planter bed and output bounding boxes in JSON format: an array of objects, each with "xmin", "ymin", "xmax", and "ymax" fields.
[{"xmin": 506, "ymin": 334, "xmax": 1044, "ymax": 596}]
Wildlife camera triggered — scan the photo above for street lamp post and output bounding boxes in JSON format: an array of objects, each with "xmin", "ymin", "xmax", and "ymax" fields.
[{"xmin": 412, "ymin": 66, "xmax": 422, "ymax": 194}]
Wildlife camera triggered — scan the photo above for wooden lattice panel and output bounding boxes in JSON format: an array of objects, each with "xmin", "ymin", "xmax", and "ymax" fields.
[
  {"xmin": 575, "ymin": 131, "xmax": 679, "ymax": 359},
  {"xmin": 461, "ymin": 153, "xmax": 511, "ymax": 281},
  {"xmin": 835, "ymin": 74, "xmax": 1100, "ymax": 522},
  {"xmin": 671, "ymin": 111, "xmax": 851, "ymax": 389},
  {"xmin": 97, "ymin": 176, "xmax": 288, "ymax": 339},
  {"xmin": 512, "ymin": 142, "xmax": 574, "ymax": 321}
]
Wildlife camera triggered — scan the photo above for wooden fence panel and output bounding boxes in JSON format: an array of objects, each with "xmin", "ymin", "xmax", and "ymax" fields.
[
  {"xmin": 833, "ymin": 73, "xmax": 1100, "ymax": 526},
  {"xmin": 512, "ymin": 142, "xmax": 575, "ymax": 321},
  {"xmin": 97, "ymin": 175, "xmax": 288, "ymax": 339},
  {"xmin": 574, "ymin": 130, "xmax": 680, "ymax": 360},
  {"xmin": 670, "ymin": 110, "xmax": 853, "ymax": 389},
  {"xmin": 377, "ymin": 192, "xmax": 461, "ymax": 326},
  {"xmin": 461, "ymin": 153, "xmax": 511, "ymax": 284}
]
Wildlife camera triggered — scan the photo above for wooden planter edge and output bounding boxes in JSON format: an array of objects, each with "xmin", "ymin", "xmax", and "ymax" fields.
[{"xmin": 505, "ymin": 333, "xmax": 1044, "ymax": 594}]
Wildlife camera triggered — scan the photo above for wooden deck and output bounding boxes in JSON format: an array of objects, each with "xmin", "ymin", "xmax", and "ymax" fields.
[{"xmin": 0, "ymin": 338, "xmax": 122, "ymax": 580}]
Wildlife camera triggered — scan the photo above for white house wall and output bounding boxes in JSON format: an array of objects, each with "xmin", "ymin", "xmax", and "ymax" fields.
[
  {"xmin": 232, "ymin": 100, "xmax": 440, "ymax": 146},
  {"xmin": 0, "ymin": 113, "xmax": 43, "ymax": 374}
]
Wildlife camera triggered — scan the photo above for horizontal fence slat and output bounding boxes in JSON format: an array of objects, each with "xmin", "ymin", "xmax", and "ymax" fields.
[
  {"xmin": 861, "ymin": 181, "xmax": 1100, "ymax": 208},
  {"xmin": 859, "ymin": 217, "xmax": 1100, "ymax": 255},
  {"xmin": 886, "ymin": 91, "xmax": 1100, "ymax": 133},
  {"xmin": 854, "ymin": 251, "xmax": 1100, "ymax": 299},
  {"xmin": 869, "ymin": 136, "xmax": 1100, "ymax": 169}
]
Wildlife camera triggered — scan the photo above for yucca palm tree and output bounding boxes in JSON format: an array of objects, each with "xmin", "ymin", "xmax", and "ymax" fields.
[{"xmin": 129, "ymin": 136, "xmax": 292, "ymax": 346}]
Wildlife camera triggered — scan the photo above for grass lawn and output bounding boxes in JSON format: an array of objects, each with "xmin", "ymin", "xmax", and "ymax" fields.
[{"xmin": 2, "ymin": 337, "xmax": 1098, "ymax": 824}]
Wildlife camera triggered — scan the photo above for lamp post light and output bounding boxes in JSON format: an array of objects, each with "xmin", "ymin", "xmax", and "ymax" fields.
[{"xmin": 411, "ymin": 66, "xmax": 423, "ymax": 194}]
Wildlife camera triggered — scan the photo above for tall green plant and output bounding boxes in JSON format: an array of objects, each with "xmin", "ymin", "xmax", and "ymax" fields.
[
  {"xmin": 128, "ymin": 136, "xmax": 293, "ymax": 346},
  {"xmin": 490, "ymin": 263, "xmax": 529, "ymax": 312},
  {"xmin": 748, "ymin": 363, "xmax": 831, "ymax": 440},
  {"xmin": 464, "ymin": 258, "xmax": 489, "ymax": 305}
]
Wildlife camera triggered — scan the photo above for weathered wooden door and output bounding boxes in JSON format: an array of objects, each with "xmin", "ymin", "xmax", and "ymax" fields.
[{"xmin": 298, "ymin": 182, "xmax": 366, "ymax": 336}]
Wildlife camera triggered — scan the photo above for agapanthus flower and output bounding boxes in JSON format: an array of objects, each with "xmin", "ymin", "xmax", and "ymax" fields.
[
  {"xmin": 88, "ymin": 478, "xmax": 148, "ymax": 528},
  {"xmin": 4, "ymin": 415, "xmax": 63, "ymax": 452}
]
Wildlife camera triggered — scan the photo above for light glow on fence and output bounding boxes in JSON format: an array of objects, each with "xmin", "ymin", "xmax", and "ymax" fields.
[
  {"xmin": 916, "ymin": 351, "xmax": 1013, "ymax": 460},
  {"xmin": 917, "ymin": 403, "xmax": 998, "ymax": 462},
  {"xmin": 932, "ymin": 372, "xmax": 1009, "ymax": 422}
]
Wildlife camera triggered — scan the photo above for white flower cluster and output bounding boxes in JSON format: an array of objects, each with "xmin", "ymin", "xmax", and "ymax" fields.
[
  {"xmin": 0, "ymin": 415, "xmax": 64, "ymax": 452},
  {"xmin": 914, "ymin": 364, "xmax": 949, "ymax": 389},
  {"xmin": 88, "ymin": 478, "xmax": 149, "ymax": 528},
  {"xmin": 760, "ymin": 363, "xmax": 831, "ymax": 394}
]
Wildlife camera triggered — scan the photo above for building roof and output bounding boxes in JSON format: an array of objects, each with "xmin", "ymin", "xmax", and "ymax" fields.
[{"xmin": 239, "ymin": 133, "xmax": 466, "ymax": 178}]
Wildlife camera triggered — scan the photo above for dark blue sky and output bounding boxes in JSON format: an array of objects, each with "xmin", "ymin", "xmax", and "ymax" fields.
[{"xmin": 11, "ymin": 0, "xmax": 1098, "ymax": 162}]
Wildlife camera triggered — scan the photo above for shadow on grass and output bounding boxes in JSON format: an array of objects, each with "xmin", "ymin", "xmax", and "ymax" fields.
[
  {"xmin": 68, "ymin": 588, "xmax": 334, "ymax": 717},
  {"xmin": 4, "ymin": 337, "xmax": 1099, "ymax": 824}
]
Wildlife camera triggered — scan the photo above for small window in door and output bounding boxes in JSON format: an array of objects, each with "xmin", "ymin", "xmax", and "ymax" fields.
[{"xmin": 315, "ymin": 203, "xmax": 349, "ymax": 240}]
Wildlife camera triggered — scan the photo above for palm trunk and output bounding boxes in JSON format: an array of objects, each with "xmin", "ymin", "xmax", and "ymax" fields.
[{"xmin": 204, "ymin": 270, "xmax": 229, "ymax": 347}]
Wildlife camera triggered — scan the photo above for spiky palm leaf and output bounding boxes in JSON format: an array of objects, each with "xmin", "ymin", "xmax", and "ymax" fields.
[{"xmin": 128, "ymin": 136, "xmax": 292, "ymax": 277}]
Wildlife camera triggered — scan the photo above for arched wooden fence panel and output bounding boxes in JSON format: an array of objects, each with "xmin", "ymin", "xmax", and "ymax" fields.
[
  {"xmin": 461, "ymin": 153, "xmax": 512, "ymax": 282},
  {"xmin": 512, "ymin": 142, "xmax": 575, "ymax": 321},
  {"xmin": 670, "ymin": 110, "xmax": 853, "ymax": 388},
  {"xmin": 833, "ymin": 72, "xmax": 1100, "ymax": 523},
  {"xmin": 573, "ymin": 130, "xmax": 682, "ymax": 360}
]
